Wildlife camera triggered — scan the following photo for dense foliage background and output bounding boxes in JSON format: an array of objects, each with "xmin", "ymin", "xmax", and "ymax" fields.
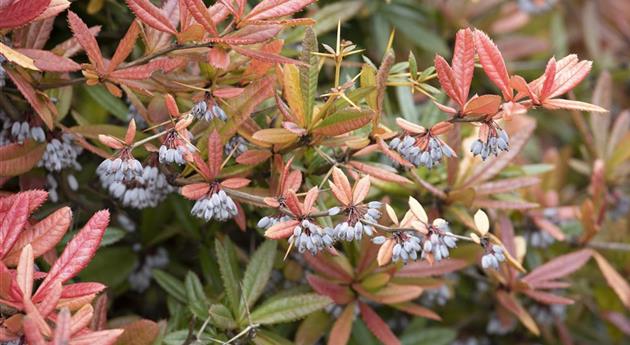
[{"xmin": 1, "ymin": 0, "xmax": 629, "ymax": 345}]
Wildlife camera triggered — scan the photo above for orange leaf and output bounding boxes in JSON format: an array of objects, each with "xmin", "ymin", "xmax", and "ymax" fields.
[
  {"xmin": 452, "ymin": 28, "xmax": 475, "ymax": 103},
  {"xmin": 358, "ymin": 302, "xmax": 401, "ymax": 345},
  {"xmin": 496, "ymin": 291, "xmax": 539, "ymax": 335},
  {"xmin": 331, "ymin": 167, "xmax": 352, "ymax": 204},
  {"xmin": 183, "ymin": 0, "xmax": 218, "ymax": 36},
  {"xmin": 67, "ymin": 11, "xmax": 105, "ymax": 74},
  {"xmin": 107, "ymin": 20, "xmax": 141, "ymax": 73},
  {"xmin": 522, "ymin": 249, "xmax": 592, "ymax": 288},
  {"xmin": 0, "ymin": 140, "xmax": 47, "ymax": 177},
  {"xmin": 231, "ymin": 45, "xmax": 306, "ymax": 65},
  {"xmin": 306, "ymin": 274, "xmax": 354, "ymax": 304},
  {"xmin": 180, "ymin": 183, "xmax": 210, "ymax": 200},
  {"xmin": 473, "ymin": 30, "xmax": 512, "ymax": 100},
  {"xmin": 352, "ymin": 175, "xmax": 371, "ymax": 205},
  {"xmin": 348, "ymin": 161, "xmax": 413, "ymax": 185},
  {"xmin": 540, "ymin": 56, "xmax": 557, "ymax": 101},
  {"xmin": 235, "ymin": 149, "xmax": 271, "ymax": 165},
  {"xmin": 462, "ymin": 94, "xmax": 502, "ymax": 116},
  {"xmin": 327, "ymin": 303, "xmax": 355, "ymax": 345},
  {"xmin": 220, "ymin": 177, "xmax": 250, "ymax": 189},
  {"xmin": 207, "ymin": 130, "xmax": 223, "ymax": 180},
  {"xmin": 243, "ymin": 0, "xmax": 316, "ymax": 22},
  {"xmin": 392, "ymin": 302, "xmax": 441, "ymax": 321},
  {"xmin": 434, "ymin": 54, "xmax": 463, "ymax": 107},
  {"xmin": 109, "ymin": 57, "xmax": 184, "ymax": 80},
  {"xmin": 264, "ymin": 220, "xmax": 299, "ymax": 239},
  {"xmin": 18, "ymin": 48, "xmax": 80, "ymax": 72},
  {"xmin": 592, "ymin": 251, "xmax": 630, "ymax": 309},
  {"xmin": 125, "ymin": 0, "xmax": 177, "ymax": 35},
  {"xmin": 542, "ymin": 98, "xmax": 608, "ymax": 113}
]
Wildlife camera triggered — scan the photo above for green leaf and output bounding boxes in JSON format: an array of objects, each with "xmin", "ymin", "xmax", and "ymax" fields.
[
  {"xmin": 295, "ymin": 311, "xmax": 332, "ymax": 345},
  {"xmin": 360, "ymin": 64, "xmax": 377, "ymax": 111},
  {"xmin": 241, "ymin": 241, "xmax": 277, "ymax": 311},
  {"xmin": 46, "ymin": 85, "xmax": 73, "ymax": 120},
  {"xmin": 313, "ymin": 108, "xmax": 373, "ymax": 136},
  {"xmin": 400, "ymin": 327, "xmax": 456, "ymax": 345},
  {"xmin": 100, "ymin": 227, "xmax": 126, "ymax": 247},
  {"xmin": 79, "ymin": 246, "xmax": 136, "ymax": 289},
  {"xmin": 300, "ymin": 27, "xmax": 318, "ymax": 128},
  {"xmin": 313, "ymin": 1, "xmax": 363, "ymax": 36},
  {"xmin": 250, "ymin": 293, "xmax": 332, "ymax": 325},
  {"xmin": 349, "ymin": 319, "xmax": 379, "ymax": 345},
  {"xmin": 152, "ymin": 269, "xmax": 187, "ymax": 304},
  {"xmin": 209, "ymin": 304, "xmax": 237, "ymax": 330},
  {"xmin": 215, "ymin": 238, "xmax": 241, "ymax": 315},
  {"xmin": 185, "ymin": 271, "xmax": 209, "ymax": 319},
  {"xmin": 84, "ymin": 84, "xmax": 129, "ymax": 120},
  {"xmin": 408, "ymin": 52, "xmax": 418, "ymax": 80},
  {"xmin": 253, "ymin": 330, "xmax": 294, "ymax": 345}
]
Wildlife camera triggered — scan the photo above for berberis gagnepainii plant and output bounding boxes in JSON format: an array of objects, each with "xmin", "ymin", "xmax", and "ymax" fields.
[{"xmin": 1, "ymin": 0, "xmax": 629, "ymax": 344}]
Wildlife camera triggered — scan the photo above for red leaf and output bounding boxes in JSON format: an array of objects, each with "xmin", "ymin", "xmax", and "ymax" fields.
[
  {"xmin": 183, "ymin": 0, "xmax": 218, "ymax": 36},
  {"xmin": 220, "ymin": 177, "xmax": 251, "ymax": 189},
  {"xmin": 396, "ymin": 259, "xmax": 468, "ymax": 278},
  {"xmin": 359, "ymin": 302, "xmax": 400, "ymax": 345},
  {"xmin": 306, "ymin": 274, "xmax": 354, "ymax": 304},
  {"xmin": 0, "ymin": 193, "xmax": 30, "ymax": 259},
  {"xmin": 304, "ymin": 253, "xmax": 353, "ymax": 282},
  {"xmin": 540, "ymin": 56, "xmax": 556, "ymax": 101},
  {"xmin": 434, "ymin": 54, "xmax": 463, "ymax": 107},
  {"xmin": 244, "ymin": 0, "xmax": 316, "ymax": 22},
  {"xmin": 348, "ymin": 161, "xmax": 413, "ymax": 185},
  {"xmin": 522, "ymin": 249, "xmax": 592, "ymax": 288},
  {"xmin": 522, "ymin": 289, "xmax": 574, "ymax": 305},
  {"xmin": 33, "ymin": 210, "xmax": 110, "ymax": 302},
  {"xmin": 236, "ymin": 149, "xmax": 271, "ymax": 165},
  {"xmin": 207, "ymin": 47, "xmax": 230, "ymax": 69},
  {"xmin": 231, "ymin": 45, "xmax": 306, "ymax": 65},
  {"xmin": 67, "ymin": 11, "xmax": 105, "ymax": 74},
  {"xmin": 37, "ymin": 281, "xmax": 61, "ymax": 317},
  {"xmin": 109, "ymin": 57, "xmax": 184, "ymax": 80},
  {"xmin": 3, "ymin": 207, "xmax": 72, "ymax": 266},
  {"xmin": 473, "ymin": 30, "xmax": 512, "ymax": 100},
  {"xmin": 18, "ymin": 49, "xmax": 81, "ymax": 72},
  {"xmin": 61, "ymin": 282, "xmax": 106, "ymax": 299},
  {"xmin": 12, "ymin": 17, "xmax": 55, "ymax": 50},
  {"xmin": 209, "ymin": 24, "xmax": 282, "ymax": 45},
  {"xmin": 452, "ymin": 28, "xmax": 475, "ymax": 103},
  {"xmin": 0, "ymin": 0, "xmax": 51, "ymax": 29},
  {"xmin": 264, "ymin": 220, "xmax": 299, "ymax": 239},
  {"xmin": 125, "ymin": 0, "xmax": 177, "ymax": 35},
  {"xmin": 328, "ymin": 303, "xmax": 355, "ymax": 345},
  {"xmin": 180, "ymin": 183, "xmax": 210, "ymax": 200},
  {"xmin": 23, "ymin": 316, "xmax": 47, "ymax": 345},
  {"xmin": 207, "ymin": 130, "xmax": 223, "ymax": 180},
  {"xmin": 107, "ymin": 20, "xmax": 141, "ymax": 73},
  {"xmin": 5, "ymin": 68, "xmax": 56, "ymax": 129},
  {"xmin": 0, "ymin": 190, "xmax": 47, "ymax": 218},
  {"xmin": 213, "ymin": 87, "xmax": 245, "ymax": 99},
  {"xmin": 392, "ymin": 302, "xmax": 441, "ymax": 321},
  {"xmin": 548, "ymin": 55, "xmax": 592, "ymax": 99}
]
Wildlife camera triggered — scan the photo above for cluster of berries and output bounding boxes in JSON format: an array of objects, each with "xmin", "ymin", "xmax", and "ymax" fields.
[
  {"xmin": 191, "ymin": 99, "xmax": 228, "ymax": 122},
  {"xmin": 480, "ymin": 244, "xmax": 506, "ymax": 269},
  {"xmin": 102, "ymin": 164, "xmax": 175, "ymax": 209},
  {"xmin": 38, "ymin": 134, "xmax": 83, "ymax": 172},
  {"xmin": 330, "ymin": 201, "xmax": 382, "ymax": 241},
  {"xmin": 128, "ymin": 247, "xmax": 169, "ymax": 292},
  {"xmin": 470, "ymin": 125, "xmax": 510, "ymax": 160},
  {"xmin": 159, "ymin": 130, "xmax": 195, "ymax": 165},
  {"xmin": 224, "ymin": 135, "xmax": 249, "ymax": 157},
  {"xmin": 191, "ymin": 188, "xmax": 238, "ymax": 222},
  {"xmin": 389, "ymin": 135, "xmax": 455, "ymax": 168},
  {"xmin": 0, "ymin": 112, "xmax": 46, "ymax": 145},
  {"xmin": 288, "ymin": 219, "xmax": 335, "ymax": 255}
]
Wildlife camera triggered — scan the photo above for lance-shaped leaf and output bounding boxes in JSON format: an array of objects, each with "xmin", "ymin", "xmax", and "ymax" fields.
[
  {"xmin": 592, "ymin": 251, "xmax": 630, "ymax": 309},
  {"xmin": 328, "ymin": 303, "xmax": 355, "ymax": 345},
  {"xmin": 243, "ymin": 0, "xmax": 316, "ymax": 22},
  {"xmin": 496, "ymin": 291, "xmax": 539, "ymax": 335},
  {"xmin": 300, "ymin": 27, "xmax": 318, "ymax": 127},
  {"xmin": 109, "ymin": 57, "xmax": 184, "ymax": 80},
  {"xmin": 359, "ymin": 302, "xmax": 400, "ymax": 345},
  {"xmin": 241, "ymin": 241, "xmax": 277, "ymax": 309},
  {"xmin": 543, "ymin": 99, "xmax": 608, "ymax": 113},
  {"xmin": 5, "ymin": 68, "xmax": 56, "ymax": 129},
  {"xmin": 209, "ymin": 24, "xmax": 281, "ymax": 45},
  {"xmin": 12, "ymin": 17, "xmax": 55, "ymax": 50},
  {"xmin": 0, "ymin": 42, "xmax": 39, "ymax": 70},
  {"xmin": 349, "ymin": 161, "xmax": 413, "ymax": 184},
  {"xmin": 236, "ymin": 149, "xmax": 272, "ymax": 165},
  {"xmin": 252, "ymin": 128, "xmax": 298, "ymax": 145},
  {"xmin": 250, "ymin": 293, "xmax": 332, "ymax": 325},
  {"xmin": 107, "ymin": 20, "xmax": 141, "ymax": 73},
  {"xmin": 17, "ymin": 244, "xmax": 34, "ymax": 301},
  {"xmin": 313, "ymin": 109, "xmax": 373, "ymax": 136},
  {"xmin": 434, "ymin": 54, "xmax": 464, "ymax": 107},
  {"xmin": 65, "ymin": 329, "xmax": 124, "ymax": 345},
  {"xmin": 396, "ymin": 259, "xmax": 468, "ymax": 278},
  {"xmin": 307, "ymin": 274, "xmax": 354, "ymax": 304},
  {"xmin": 67, "ymin": 11, "xmax": 105, "ymax": 74},
  {"xmin": 183, "ymin": 0, "xmax": 218, "ymax": 36},
  {"xmin": 232, "ymin": 45, "xmax": 305, "ymax": 65},
  {"xmin": 304, "ymin": 253, "xmax": 354, "ymax": 282},
  {"xmin": 125, "ymin": 0, "xmax": 177, "ymax": 35},
  {"xmin": 0, "ymin": 193, "xmax": 30, "ymax": 258},
  {"xmin": 452, "ymin": 28, "xmax": 475, "ymax": 103},
  {"xmin": 374, "ymin": 50, "xmax": 394, "ymax": 127},
  {"xmin": 206, "ymin": 130, "xmax": 223, "ymax": 180},
  {"xmin": 521, "ymin": 249, "xmax": 592, "ymax": 288},
  {"xmin": 215, "ymin": 239, "xmax": 241, "ymax": 315},
  {"xmin": 0, "ymin": 0, "xmax": 50, "ymax": 29},
  {"xmin": 33, "ymin": 210, "xmax": 110, "ymax": 301},
  {"xmin": 0, "ymin": 140, "xmax": 47, "ymax": 177},
  {"xmin": 3, "ymin": 206, "xmax": 72, "ymax": 266},
  {"xmin": 17, "ymin": 49, "xmax": 81, "ymax": 72},
  {"xmin": 474, "ymin": 30, "xmax": 512, "ymax": 100}
]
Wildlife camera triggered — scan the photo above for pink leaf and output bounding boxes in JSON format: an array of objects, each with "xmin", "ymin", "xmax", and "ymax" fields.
[
  {"xmin": 359, "ymin": 302, "xmax": 401, "ymax": 345},
  {"xmin": 3, "ymin": 206, "xmax": 72, "ymax": 266},
  {"xmin": 180, "ymin": 183, "xmax": 210, "ymax": 200},
  {"xmin": 17, "ymin": 48, "xmax": 81, "ymax": 72},
  {"xmin": 473, "ymin": 30, "xmax": 512, "ymax": 100},
  {"xmin": 543, "ymin": 99, "xmax": 608, "ymax": 113},
  {"xmin": 522, "ymin": 289, "xmax": 574, "ymax": 305},
  {"xmin": 0, "ymin": 192, "xmax": 30, "ymax": 258},
  {"xmin": 235, "ymin": 149, "xmax": 271, "ymax": 165},
  {"xmin": 231, "ymin": 45, "xmax": 306, "ymax": 65},
  {"xmin": 23, "ymin": 316, "xmax": 47, "ymax": 345},
  {"xmin": 220, "ymin": 177, "xmax": 251, "ymax": 189},
  {"xmin": 109, "ymin": 57, "xmax": 184, "ymax": 80},
  {"xmin": 452, "ymin": 28, "xmax": 475, "ymax": 102},
  {"xmin": 107, "ymin": 20, "xmax": 141, "ymax": 73},
  {"xmin": 434, "ymin": 54, "xmax": 463, "ymax": 107},
  {"xmin": 67, "ymin": 11, "xmax": 105, "ymax": 74},
  {"xmin": 125, "ymin": 0, "xmax": 177, "ymax": 34},
  {"xmin": 183, "ymin": 0, "xmax": 218, "ymax": 36},
  {"xmin": 306, "ymin": 274, "xmax": 354, "ymax": 304},
  {"xmin": 522, "ymin": 249, "xmax": 592, "ymax": 288},
  {"xmin": 540, "ymin": 56, "xmax": 556, "ymax": 101},
  {"xmin": 209, "ymin": 24, "xmax": 281, "ymax": 45},
  {"xmin": 244, "ymin": 0, "xmax": 315, "ymax": 22},
  {"xmin": 0, "ymin": 0, "xmax": 50, "ymax": 29},
  {"xmin": 207, "ymin": 130, "xmax": 223, "ymax": 180},
  {"xmin": 304, "ymin": 253, "xmax": 353, "ymax": 282},
  {"xmin": 60, "ymin": 282, "xmax": 106, "ymax": 299},
  {"xmin": 33, "ymin": 210, "xmax": 110, "ymax": 302},
  {"xmin": 5, "ymin": 69, "xmax": 56, "ymax": 129},
  {"xmin": 53, "ymin": 308, "xmax": 71, "ymax": 345},
  {"xmin": 396, "ymin": 259, "xmax": 468, "ymax": 277}
]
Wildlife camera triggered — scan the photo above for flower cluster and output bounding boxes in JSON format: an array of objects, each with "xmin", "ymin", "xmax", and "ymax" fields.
[
  {"xmin": 373, "ymin": 231, "xmax": 422, "ymax": 263},
  {"xmin": 470, "ymin": 122, "xmax": 510, "ymax": 160},
  {"xmin": 289, "ymin": 219, "xmax": 335, "ymax": 255},
  {"xmin": 101, "ymin": 163, "xmax": 175, "ymax": 209},
  {"xmin": 159, "ymin": 129, "xmax": 195, "ymax": 165},
  {"xmin": 0, "ymin": 112, "xmax": 46, "ymax": 145},
  {"xmin": 191, "ymin": 187, "xmax": 238, "ymax": 222},
  {"xmin": 191, "ymin": 99, "xmax": 227, "ymax": 122},
  {"xmin": 257, "ymin": 215, "xmax": 292, "ymax": 230},
  {"xmin": 388, "ymin": 119, "xmax": 456, "ymax": 169},
  {"xmin": 481, "ymin": 244, "xmax": 506, "ymax": 270},
  {"xmin": 128, "ymin": 247, "xmax": 169, "ymax": 292},
  {"xmin": 97, "ymin": 152, "xmax": 144, "ymax": 184},
  {"xmin": 38, "ymin": 133, "xmax": 83, "ymax": 172},
  {"xmin": 419, "ymin": 218, "xmax": 458, "ymax": 262},
  {"xmin": 224, "ymin": 135, "xmax": 249, "ymax": 157},
  {"xmin": 46, "ymin": 173, "xmax": 79, "ymax": 202}
]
